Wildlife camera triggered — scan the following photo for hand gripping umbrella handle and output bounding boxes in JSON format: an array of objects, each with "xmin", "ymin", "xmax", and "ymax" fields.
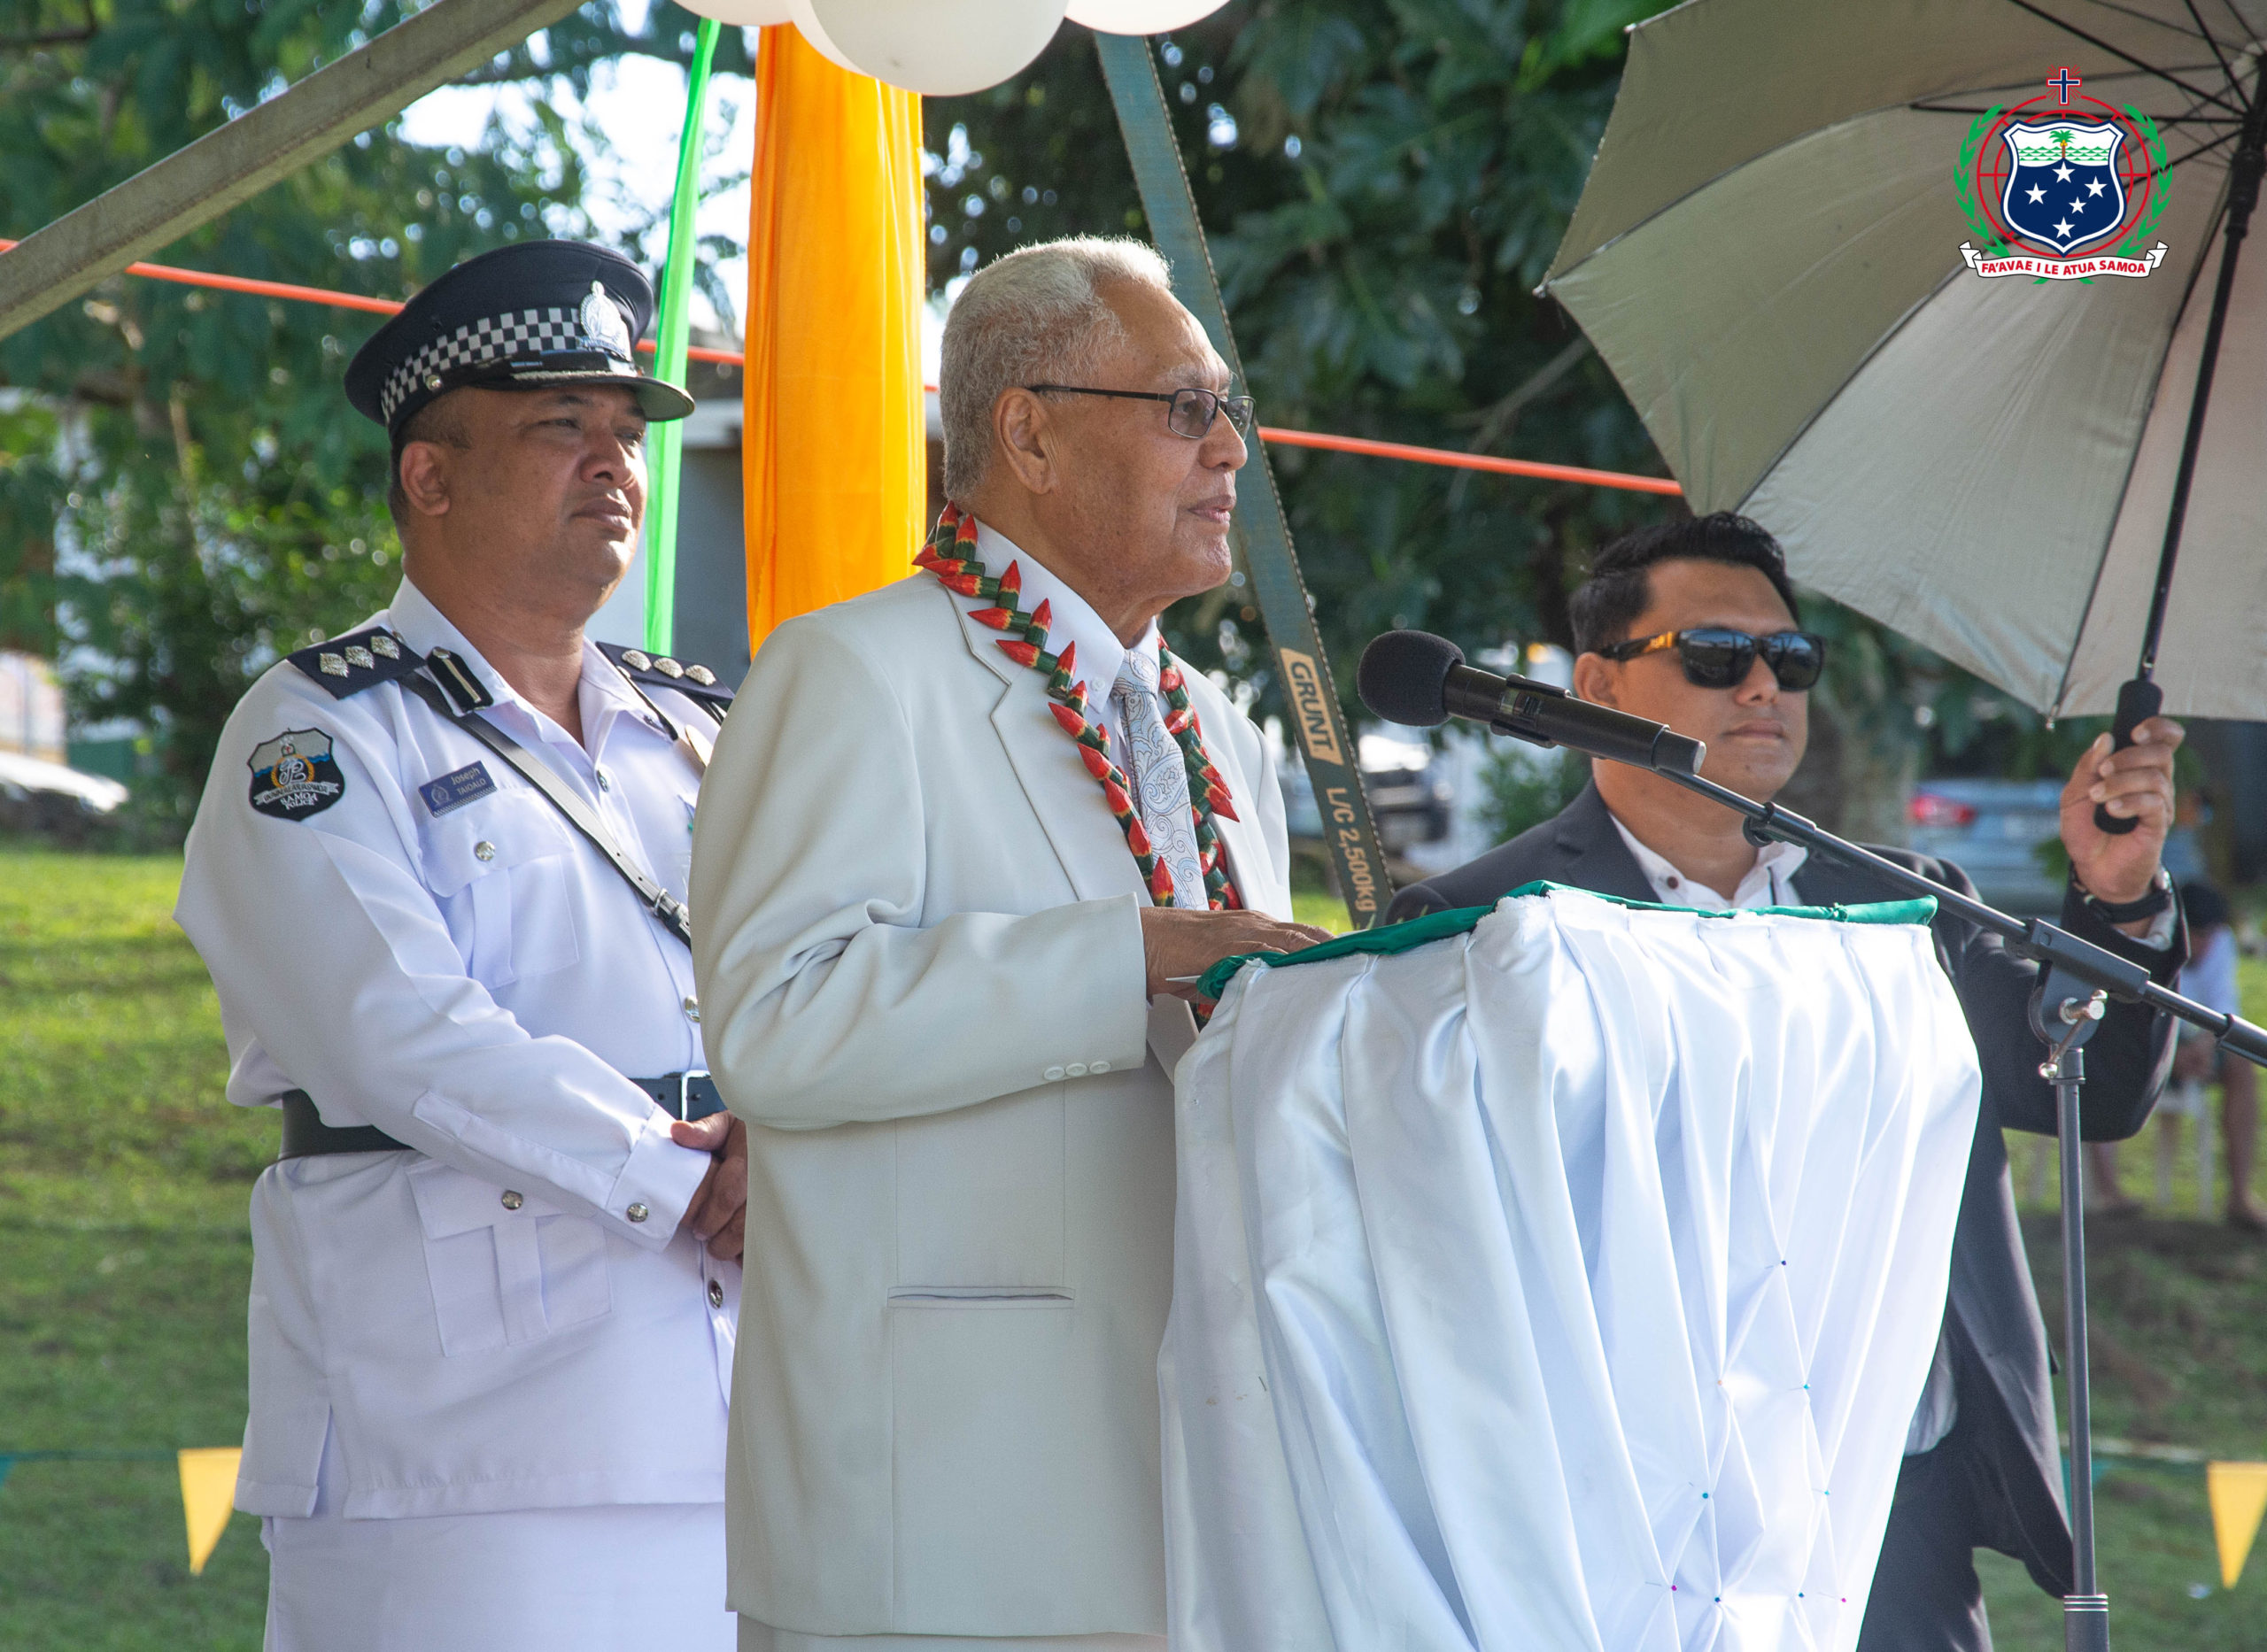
[{"xmin": 2093, "ymin": 677, "xmax": 2163, "ymax": 836}]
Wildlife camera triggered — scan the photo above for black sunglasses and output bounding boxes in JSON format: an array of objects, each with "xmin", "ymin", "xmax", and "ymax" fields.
[
  {"xmin": 1597, "ymin": 627, "xmax": 1827, "ymax": 691},
  {"xmin": 1024, "ymin": 383, "xmax": 1255, "ymax": 439}
]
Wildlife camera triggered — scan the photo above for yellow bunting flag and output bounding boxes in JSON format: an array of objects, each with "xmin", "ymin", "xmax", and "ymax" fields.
[
  {"xmin": 2209, "ymin": 1461, "xmax": 2267, "ymax": 1588},
  {"xmin": 741, "ymin": 24, "xmax": 927, "ymax": 654},
  {"xmin": 177, "ymin": 1447, "xmax": 242, "ymax": 1575}
]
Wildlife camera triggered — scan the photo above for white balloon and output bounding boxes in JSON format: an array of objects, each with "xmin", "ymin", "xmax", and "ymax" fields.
[
  {"xmin": 789, "ymin": 0, "xmax": 1068, "ymax": 96},
  {"xmin": 1064, "ymin": 0, "xmax": 1228, "ymax": 35},
  {"xmin": 677, "ymin": 0, "xmax": 794, "ymax": 25},
  {"xmin": 785, "ymin": 0, "xmax": 859, "ymax": 73}
]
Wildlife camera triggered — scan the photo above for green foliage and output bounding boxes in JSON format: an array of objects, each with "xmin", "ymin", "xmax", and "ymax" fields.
[
  {"xmin": 922, "ymin": 2, "xmax": 1675, "ymax": 723},
  {"xmin": 1474, "ymin": 741, "xmax": 1588, "ymax": 845},
  {"xmin": 0, "ymin": 0, "xmax": 735, "ymax": 830},
  {"xmin": 0, "ymin": 849, "xmax": 267, "ymax": 1647}
]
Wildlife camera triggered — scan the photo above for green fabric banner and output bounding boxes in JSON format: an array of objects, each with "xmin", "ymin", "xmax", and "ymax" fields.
[{"xmin": 1195, "ymin": 882, "xmax": 1939, "ymax": 1001}]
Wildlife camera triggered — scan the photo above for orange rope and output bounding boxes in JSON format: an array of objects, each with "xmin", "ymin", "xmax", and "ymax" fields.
[
  {"xmin": 0, "ymin": 239, "xmax": 1679, "ymax": 494},
  {"xmin": 1256, "ymin": 425, "xmax": 1683, "ymax": 496}
]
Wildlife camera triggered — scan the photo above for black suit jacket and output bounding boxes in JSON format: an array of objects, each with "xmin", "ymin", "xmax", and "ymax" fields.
[{"xmin": 1387, "ymin": 784, "xmax": 2184, "ymax": 1594}]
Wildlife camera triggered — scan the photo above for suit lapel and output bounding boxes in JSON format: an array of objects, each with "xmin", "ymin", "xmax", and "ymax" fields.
[
  {"xmin": 953, "ymin": 593, "xmax": 1150, "ymax": 907},
  {"xmin": 1186, "ymin": 679, "xmax": 1282, "ymax": 917},
  {"xmin": 1789, "ymin": 851, "xmax": 1893, "ymax": 910},
  {"xmin": 1549, "ymin": 783, "xmax": 1658, "ymax": 904}
]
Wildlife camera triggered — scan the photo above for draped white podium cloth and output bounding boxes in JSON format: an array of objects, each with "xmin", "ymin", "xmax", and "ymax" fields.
[{"xmin": 1162, "ymin": 888, "xmax": 1982, "ymax": 1652}]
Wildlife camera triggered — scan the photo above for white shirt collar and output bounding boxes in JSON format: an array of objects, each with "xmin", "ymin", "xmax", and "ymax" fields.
[
  {"xmin": 971, "ymin": 522, "xmax": 1160, "ymax": 699},
  {"xmin": 1608, "ymin": 810, "xmax": 1809, "ymax": 911},
  {"xmin": 383, "ymin": 576, "xmax": 654, "ymax": 755}
]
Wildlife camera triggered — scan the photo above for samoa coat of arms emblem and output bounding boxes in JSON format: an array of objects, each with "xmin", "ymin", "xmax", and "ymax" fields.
[{"xmin": 1955, "ymin": 69, "xmax": 2170, "ymax": 280}]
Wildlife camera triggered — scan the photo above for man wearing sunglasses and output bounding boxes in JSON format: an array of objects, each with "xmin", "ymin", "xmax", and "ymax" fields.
[{"xmin": 1388, "ymin": 512, "xmax": 2186, "ymax": 1652}]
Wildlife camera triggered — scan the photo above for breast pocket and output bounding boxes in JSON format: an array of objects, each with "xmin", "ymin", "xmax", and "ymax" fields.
[
  {"xmin": 406, "ymin": 1160, "xmax": 612, "ymax": 1357},
  {"xmin": 419, "ymin": 791, "xmax": 583, "ymax": 989}
]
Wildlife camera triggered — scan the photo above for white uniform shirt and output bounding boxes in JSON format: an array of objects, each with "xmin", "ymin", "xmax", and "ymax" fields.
[
  {"xmin": 1607, "ymin": 813, "xmax": 1960, "ymax": 1455},
  {"xmin": 2180, "ymin": 923, "xmax": 2240, "ymax": 1016},
  {"xmin": 175, "ymin": 576, "xmax": 738, "ymax": 1522}
]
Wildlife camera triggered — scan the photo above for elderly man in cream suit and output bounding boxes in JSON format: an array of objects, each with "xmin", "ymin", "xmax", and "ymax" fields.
[{"xmin": 692, "ymin": 236, "xmax": 1327, "ymax": 1651}]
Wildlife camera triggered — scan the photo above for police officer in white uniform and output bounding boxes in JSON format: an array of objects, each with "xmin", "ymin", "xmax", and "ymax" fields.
[{"xmin": 175, "ymin": 242, "xmax": 743, "ymax": 1651}]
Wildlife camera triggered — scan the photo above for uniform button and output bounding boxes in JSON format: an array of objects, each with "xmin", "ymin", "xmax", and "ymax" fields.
[
  {"xmin": 1044, "ymin": 1065, "xmax": 1066, "ymax": 1082},
  {"xmin": 1065, "ymin": 1062, "xmax": 1087, "ymax": 1077},
  {"xmin": 474, "ymin": 840, "xmax": 496, "ymax": 861},
  {"xmin": 500, "ymin": 1190, "xmax": 524, "ymax": 1211},
  {"xmin": 627, "ymin": 1202, "xmax": 650, "ymax": 1224},
  {"xmin": 596, "ymin": 768, "xmax": 612, "ymax": 791},
  {"xmin": 682, "ymin": 995, "xmax": 700, "ymax": 1023},
  {"xmin": 1090, "ymin": 1060, "xmax": 1110, "ymax": 1074},
  {"xmin": 708, "ymin": 1279, "xmax": 725, "ymax": 1308}
]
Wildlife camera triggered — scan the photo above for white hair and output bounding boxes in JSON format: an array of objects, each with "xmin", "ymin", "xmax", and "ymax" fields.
[{"xmin": 939, "ymin": 236, "xmax": 1176, "ymax": 500}]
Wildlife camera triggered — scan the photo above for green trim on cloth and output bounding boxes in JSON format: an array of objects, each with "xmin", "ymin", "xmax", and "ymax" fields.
[{"xmin": 1196, "ymin": 880, "xmax": 1938, "ymax": 1001}]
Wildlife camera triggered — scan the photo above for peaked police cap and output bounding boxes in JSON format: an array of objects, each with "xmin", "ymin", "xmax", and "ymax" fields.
[{"xmin": 344, "ymin": 241, "xmax": 697, "ymax": 433}]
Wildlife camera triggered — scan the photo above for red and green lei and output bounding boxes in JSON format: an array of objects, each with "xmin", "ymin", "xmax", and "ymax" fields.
[{"xmin": 917, "ymin": 503, "xmax": 1241, "ymax": 910}]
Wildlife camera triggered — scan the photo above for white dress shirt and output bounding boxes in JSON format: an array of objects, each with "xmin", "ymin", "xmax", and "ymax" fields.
[
  {"xmin": 175, "ymin": 576, "xmax": 738, "ymax": 1521},
  {"xmin": 1607, "ymin": 811, "xmax": 1960, "ymax": 1455}
]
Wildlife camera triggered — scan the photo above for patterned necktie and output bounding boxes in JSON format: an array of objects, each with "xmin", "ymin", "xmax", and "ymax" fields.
[{"xmin": 1110, "ymin": 645, "xmax": 1207, "ymax": 907}]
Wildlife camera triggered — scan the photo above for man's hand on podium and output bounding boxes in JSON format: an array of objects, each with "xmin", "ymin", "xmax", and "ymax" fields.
[{"xmin": 1141, "ymin": 907, "xmax": 1336, "ymax": 1004}]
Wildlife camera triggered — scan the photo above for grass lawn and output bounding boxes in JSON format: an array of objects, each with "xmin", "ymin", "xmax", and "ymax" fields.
[
  {"xmin": 2, "ymin": 848, "xmax": 2263, "ymax": 1647},
  {"xmin": 1, "ymin": 852, "xmax": 268, "ymax": 1648}
]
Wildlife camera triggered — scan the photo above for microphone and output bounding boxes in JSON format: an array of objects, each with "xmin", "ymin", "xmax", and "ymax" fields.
[{"xmin": 1357, "ymin": 629, "xmax": 1705, "ymax": 775}]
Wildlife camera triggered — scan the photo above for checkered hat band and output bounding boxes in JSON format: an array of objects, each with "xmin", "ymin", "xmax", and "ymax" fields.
[{"xmin": 380, "ymin": 308, "xmax": 627, "ymax": 421}]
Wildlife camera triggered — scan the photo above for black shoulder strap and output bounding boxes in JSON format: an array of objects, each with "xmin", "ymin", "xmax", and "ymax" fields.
[
  {"xmin": 396, "ymin": 670, "xmax": 693, "ymax": 947},
  {"xmin": 595, "ymin": 641, "xmax": 733, "ymax": 718},
  {"xmin": 288, "ymin": 626, "xmax": 422, "ymax": 699}
]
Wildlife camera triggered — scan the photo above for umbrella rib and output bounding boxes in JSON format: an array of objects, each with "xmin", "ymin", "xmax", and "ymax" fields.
[
  {"xmin": 1726, "ymin": 261, "xmax": 1968, "ymax": 529},
  {"xmin": 2046, "ymin": 182, "xmax": 2229, "ymax": 719},
  {"xmin": 2000, "ymin": 0, "xmax": 2243, "ymax": 115},
  {"xmin": 2180, "ymin": 0, "xmax": 2239, "ymax": 87},
  {"xmin": 2084, "ymin": 0, "xmax": 2212, "ymax": 43},
  {"xmin": 2163, "ymin": 125, "xmax": 2244, "ymax": 171}
]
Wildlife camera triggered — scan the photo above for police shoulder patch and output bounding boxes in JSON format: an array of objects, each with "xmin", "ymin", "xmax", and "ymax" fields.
[
  {"xmin": 287, "ymin": 626, "xmax": 421, "ymax": 699},
  {"xmin": 249, "ymin": 729, "xmax": 347, "ymax": 820},
  {"xmin": 596, "ymin": 641, "xmax": 734, "ymax": 716}
]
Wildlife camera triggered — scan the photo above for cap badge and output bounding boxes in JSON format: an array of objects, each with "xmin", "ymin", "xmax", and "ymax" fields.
[{"xmin": 579, "ymin": 281, "xmax": 633, "ymax": 359}]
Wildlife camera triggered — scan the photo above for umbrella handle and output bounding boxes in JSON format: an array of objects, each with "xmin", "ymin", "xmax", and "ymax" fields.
[{"xmin": 2092, "ymin": 678, "xmax": 2162, "ymax": 837}]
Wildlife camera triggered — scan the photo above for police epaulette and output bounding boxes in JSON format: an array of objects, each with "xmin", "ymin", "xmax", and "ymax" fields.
[
  {"xmin": 597, "ymin": 642, "xmax": 734, "ymax": 713},
  {"xmin": 287, "ymin": 627, "xmax": 422, "ymax": 699}
]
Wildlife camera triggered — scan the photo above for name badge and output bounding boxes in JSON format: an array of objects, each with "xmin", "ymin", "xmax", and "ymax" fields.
[{"xmin": 420, "ymin": 761, "xmax": 496, "ymax": 816}]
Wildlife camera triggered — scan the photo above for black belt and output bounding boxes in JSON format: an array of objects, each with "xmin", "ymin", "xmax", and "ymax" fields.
[{"xmin": 276, "ymin": 1074, "xmax": 728, "ymax": 1160}]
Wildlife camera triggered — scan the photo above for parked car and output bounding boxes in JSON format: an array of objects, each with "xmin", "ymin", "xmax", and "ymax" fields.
[
  {"xmin": 1905, "ymin": 777, "xmax": 2066, "ymax": 915},
  {"xmin": 1277, "ymin": 733, "xmax": 1452, "ymax": 855}
]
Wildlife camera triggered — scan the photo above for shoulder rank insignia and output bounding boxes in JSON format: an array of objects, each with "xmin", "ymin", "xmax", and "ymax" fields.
[
  {"xmin": 597, "ymin": 642, "xmax": 734, "ymax": 715},
  {"xmin": 249, "ymin": 729, "xmax": 346, "ymax": 820},
  {"xmin": 286, "ymin": 626, "xmax": 421, "ymax": 699}
]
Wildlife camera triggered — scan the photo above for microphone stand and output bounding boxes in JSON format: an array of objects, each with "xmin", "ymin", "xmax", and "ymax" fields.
[{"xmin": 1634, "ymin": 760, "xmax": 2267, "ymax": 1652}]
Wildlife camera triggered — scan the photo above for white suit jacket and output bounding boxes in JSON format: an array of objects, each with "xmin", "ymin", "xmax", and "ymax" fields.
[{"xmin": 691, "ymin": 569, "xmax": 1292, "ymax": 1638}]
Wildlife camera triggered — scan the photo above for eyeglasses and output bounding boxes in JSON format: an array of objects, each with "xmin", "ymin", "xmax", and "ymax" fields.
[
  {"xmin": 1024, "ymin": 383, "xmax": 1256, "ymax": 439},
  {"xmin": 1596, "ymin": 627, "xmax": 1828, "ymax": 691}
]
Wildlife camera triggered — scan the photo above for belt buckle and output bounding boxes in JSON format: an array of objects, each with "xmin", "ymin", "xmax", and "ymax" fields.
[{"xmin": 665, "ymin": 1070, "xmax": 712, "ymax": 1122}]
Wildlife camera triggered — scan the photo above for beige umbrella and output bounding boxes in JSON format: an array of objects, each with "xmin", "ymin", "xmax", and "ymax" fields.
[{"xmin": 1543, "ymin": 0, "xmax": 2267, "ymax": 726}]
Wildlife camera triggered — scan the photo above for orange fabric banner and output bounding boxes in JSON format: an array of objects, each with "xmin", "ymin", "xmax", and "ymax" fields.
[{"xmin": 742, "ymin": 26, "xmax": 927, "ymax": 653}]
